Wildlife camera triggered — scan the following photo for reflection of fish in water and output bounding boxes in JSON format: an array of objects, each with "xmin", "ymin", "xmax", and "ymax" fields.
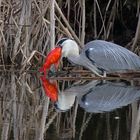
[
  {"xmin": 55, "ymin": 80, "xmax": 140, "ymax": 113},
  {"xmin": 40, "ymin": 76, "xmax": 58, "ymax": 102}
]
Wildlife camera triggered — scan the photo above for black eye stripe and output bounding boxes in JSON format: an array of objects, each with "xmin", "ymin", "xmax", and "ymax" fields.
[{"xmin": 56, "ymin": 38, "xmax": 68, "ymax": 45}]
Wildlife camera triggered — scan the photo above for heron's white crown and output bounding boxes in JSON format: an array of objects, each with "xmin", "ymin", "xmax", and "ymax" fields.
[{"xmin": 61, "ymin": 39, "xmax": 80, "ymax": 57}]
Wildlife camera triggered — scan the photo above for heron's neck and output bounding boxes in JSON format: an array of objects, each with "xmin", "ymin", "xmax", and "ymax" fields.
[
  {"xmin": 67, "ymin": 55, "xmax": 81, "ymax": 65},
  {"xmin": 68, "ymin": 55, "xmax": 104, "ymax": 76}
]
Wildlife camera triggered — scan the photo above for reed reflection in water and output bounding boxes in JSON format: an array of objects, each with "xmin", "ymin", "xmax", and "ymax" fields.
[{"xmin": 0, "ymin": 73, "xmax": 140, "ymax": 140}]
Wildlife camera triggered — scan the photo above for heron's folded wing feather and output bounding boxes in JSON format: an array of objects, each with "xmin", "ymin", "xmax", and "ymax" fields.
[{"xmin": 84, "ymin": 40, "xmax": 140, "ymax": 72}]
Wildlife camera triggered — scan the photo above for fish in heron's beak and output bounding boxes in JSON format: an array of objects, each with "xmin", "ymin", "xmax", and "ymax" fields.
[
  {"xmin": 40, "ymin": 76, "xmax": 58, "ymax": 102},
  {"xmin": 39, "ymin": 46, "xmax": 62, "ymax": 76}
]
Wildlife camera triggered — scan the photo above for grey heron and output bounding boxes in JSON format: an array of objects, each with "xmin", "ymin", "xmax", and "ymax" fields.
[
  {"xmin": 54, "ymin": 80, "xmax": 140, "ymax": 113},
  {"xmin": 53, "ymin": 38, "xmax": 140, "ymax": 77}
]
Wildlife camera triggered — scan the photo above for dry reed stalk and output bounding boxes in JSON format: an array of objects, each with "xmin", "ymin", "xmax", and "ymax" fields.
[
  {"xmin": 56, "ymin": 113, "xmax": 61, "ymax": 135},
  {"xmin": 49, "ymin": 76, "xmax": 140, "ymax": 81},
  {"xmin": 55, "ymin": 1, "xmax": 82, "ymax": 47},
  {"xmin": 1, "ymin": 122, "xmax": 9, "ymax": 140},
  {"xmin": 1, "ymin": 99, "xmax": 11, "ymax": 140},
  {"xmin": 131, "ymin": 104, "xmax": 140, "ymax": 140},
  {"xmin": 11, "ymin": 74, "xmax": 18, "ymax": 140},
  {"xmin": 106, "ymin": 0, "xmax": 117, "ymax": 39},
  {"xmin": 131, "ymin": 13, "xmax": 140, "ymax": 51},
  {"xmin": 50, "ymin": 0, "xmax": 55, "ymax": 50},
  {"xmin": 81, "ymin": 0, "xmax": 85, "ymax": 48},
  {"xmin": 45, "ymin": 112, "xmax": 58, "ymax": 131},
  {"xmin": 12, "ymin": 1, "xmax": 26, "ymax": 59},
  {"xmin": 18, "ymin": 77, "xmax": 25, "ymax": 140},
  {"xmin": 136, "ymin": 1, "xmax": 140, "ymax": 17},
  {"xmin": 95, "ymin": 0, "xmax": 106, "ymax": 39},
  {"xmin": 130, "ymin": 102, "xmax": 139, "ymax": 140},
  {"xmin": 22, "ymin": 0, "xmax": 31, "ymax": 62},
  {"xmin": 79, "ymin": 111, "xmax": 87, "ymax": 140},
  {"xmin": 65, "ymin": 0, "xmax": 70, "ymax": 22},
  {"xmin": 72, "ymin": 99, "xmax": 78, "ymax": 138},
  {"xmin": 43, "ymin": 16, "xmax": 72, "ymax": 37},
  {"xmin": 37, "ymin": 96, "xmax": 50, "ymax": 140},
  {"xmin": 1, "ymin": 78, "xmax": 10, "ymax": 140},
  {"xmin": 55, "ymin": 15, "xmax": 73, "ymax": 38},
  {"xmin": 76, "ymin": 1, "xmax": 82, "ymax": 38},
  {"xmin": 106, "ymin": 113, "xmax": 112, "ymax": 140},
  {"xmin": 106, "ymin": 0, "xmax": 112, "ymax": 11},
  {"xmin": 20, "ymin": 50, "xmax": 45, "ymax": 73},
  {"xmin": 0, "ymin": 21, "xmax": 6, "ymax": 71},
  {"xmin": 79, "ymin": 113, "xmax": 93, "ymax": 140},
  {"xmin": 0, "ymin": 0, "xmax": 2, "ymax": 7},
  {"xmin": 94, "ymin": 0, "xmax": 97, "ymax": 38},
  {"xmin": 113, "ymin": 115, "xmax": 120, "ymax": 140}
]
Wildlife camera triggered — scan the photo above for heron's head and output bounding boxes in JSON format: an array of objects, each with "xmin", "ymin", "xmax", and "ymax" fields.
[
  {"xmin": 40, "ymin": 38, "xmax": 80, "ymax": 72},
  {"xmin": 56, "ymin": 38, "xmax": 80, "ymax": 58}
]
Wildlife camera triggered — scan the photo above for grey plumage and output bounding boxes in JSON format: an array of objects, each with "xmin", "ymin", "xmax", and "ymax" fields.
[
  {"xmin": 78, "ymin": 81, "xmax": 140, "ymax": 113},
  {"xmin": 83, "ymin": 40, "xmax": 140, "ymax": 73},
  {"xmin": 55, "ymin": 80, "xmax": 140, "ymax": 113},
  {"xmin": 54, "ymin": 39, "xmax": 140, "ymax": 112},
  {"xmin": 66, "ymin": 40, "xmax": 140, "ymax": 75}
]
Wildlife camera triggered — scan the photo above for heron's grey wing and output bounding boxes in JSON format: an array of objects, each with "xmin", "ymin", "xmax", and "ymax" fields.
[
  {"xmin": 84, "ymin": 40, "xmax": 140, "ymax": 72},
  {"xmin": 78, "ymin": 81, "xmax": 140, "ymax": 113},
  {"xmin": 65, "ymin": 80, "xmax": 100, "ymax": 96},
  {"xmin": 54, "ymin": 80, "xmax": 101, "ymax": 112}
]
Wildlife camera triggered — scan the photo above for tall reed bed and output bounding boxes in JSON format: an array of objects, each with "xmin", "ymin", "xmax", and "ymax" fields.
[{"xmin": 0, "ymin": 0, "xmax": 140, "ymax": 140}]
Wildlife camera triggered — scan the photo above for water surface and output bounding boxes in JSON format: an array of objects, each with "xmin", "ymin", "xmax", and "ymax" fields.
[{"xmin": 0, "ymin": 73, "xmax": 140, "ymax": 140}]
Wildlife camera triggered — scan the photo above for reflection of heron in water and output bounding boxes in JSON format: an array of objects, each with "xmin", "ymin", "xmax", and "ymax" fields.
[
  {"xmin": 54, "ymin": 80, "xmax": 140, "ymax": 113},
  {"xmin": 47, "ymin": 38, "xmax": 140, "ymax": 77}
]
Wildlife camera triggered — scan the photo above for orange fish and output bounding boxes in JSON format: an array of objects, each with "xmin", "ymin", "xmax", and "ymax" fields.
[
  {"xmin": 40, "ymin": 76, "xmax": 58, "ymax": 102},
  {"xmin": 39, "ymin": 47, "xmax": 62, "ymax": 76}
]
